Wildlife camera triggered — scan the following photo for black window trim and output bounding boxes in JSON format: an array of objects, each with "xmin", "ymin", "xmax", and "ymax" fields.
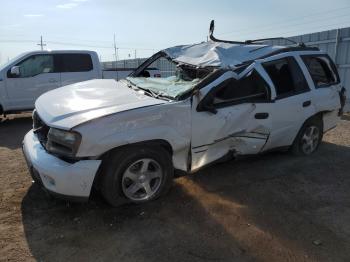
[
  {"xmin": 197, "ymin": 69, "xmax": 273, "ymax": 112},
  {"xmin": 7, "ymin": 54, "xmax": 57, "ymax": 78},
  {"xmin": 262, "ymin": 56, "xmax": 311, "ymax": 100},
  {"xmin": 300, "ymin": 54, "xmax": 340, "ymax": 89},
  {"xmin": 213, "ymin": 94, "xmax": 273, "ymax": 109},
  {"xmin": 273, "ymin": 88, "xmax": 311, "ymax": 101},
  {"xmin": 55, "ymin": 53, "xmax": 93, "ymax": 73}
]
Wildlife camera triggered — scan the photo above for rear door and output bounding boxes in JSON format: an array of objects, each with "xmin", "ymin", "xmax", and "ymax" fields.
[
  {"xmin": 190, "ymin": 68, "xmax": 273, "ymax": 171},
  {"xmin": 260, "ymin": 56, "xmax": 314, "ymax": 151},
  {"xmin": 57, "ymin": 53, "xmax": 96, "ymax": 87},
  {"xmin": 300, "ymin": 55, "xmax": 342, "ymax": 131}
]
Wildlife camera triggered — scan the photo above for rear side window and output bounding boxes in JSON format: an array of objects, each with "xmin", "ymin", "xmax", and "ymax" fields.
[
  {"xmin": 301, "ymin": 55, "xmax": 339, "ymax": 87},
  {"xmin": 213, "ymin": 70, "xmax": 270, "ymax": 105},
  {"xmin": 57, "ymin": 54, "xmax": 93, "ymax": 72},
  {"xmin": 263, "ymin": 57, "xmax": 309, "ymax": 98}
]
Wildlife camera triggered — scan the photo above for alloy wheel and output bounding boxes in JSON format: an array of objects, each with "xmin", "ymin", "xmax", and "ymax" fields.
[
  {"xmin": 301, "ymin": 125, "xmax": 320, "ymax": 155},
  {"xmin": 121, "ymin": 158, "xmax": 163, "ymax": 201}
]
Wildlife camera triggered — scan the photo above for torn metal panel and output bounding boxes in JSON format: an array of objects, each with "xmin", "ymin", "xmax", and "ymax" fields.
[{"xmin": 163, "ymin": 41, "xmax": 284, "ymax": 69}]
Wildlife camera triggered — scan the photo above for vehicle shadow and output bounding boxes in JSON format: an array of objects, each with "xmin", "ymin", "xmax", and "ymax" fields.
[
  {"xmin": 20, "ymin": 141, "xmax": 350, "ymax": 262},
  {"xmin": 341, "ymin": 114, "xmax": 350, "ymax": 121},
  {"xmin": 184, "ymin": 141, "xmax": 350, "ymax": 261},
  {"xmin": 0, "ymin": 114, "xmax": 32, "ymax": 150},
  {"xmin": 21, "ymin": 181, "xmax": 253, "ymax": 261}
]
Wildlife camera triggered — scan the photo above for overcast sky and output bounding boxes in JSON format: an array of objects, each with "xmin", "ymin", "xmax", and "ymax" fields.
[{"xmin": 1, "ymin": 0, "xmax": 350, "ymax": 65}]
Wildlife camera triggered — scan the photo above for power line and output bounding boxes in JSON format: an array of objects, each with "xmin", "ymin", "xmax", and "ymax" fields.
[
  {"xmin": 218, "ymin": 5, "xmax": 350, "ymax": 37},
  {"xmin": 45, "ymin": 40, "xmax": 155, "ymax": 51},
  {"xmin": 229, "ymin": 13, "xmax": 350, "ymax": 39},
  {"xmin": 273, "ymin": 20, "xmax": 350, "ymax": 38}
]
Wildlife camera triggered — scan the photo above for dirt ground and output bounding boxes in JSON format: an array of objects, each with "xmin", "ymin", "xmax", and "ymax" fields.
[{"xmin": 0, "ymin": 114, "xmax": 350, "ymax": 262}]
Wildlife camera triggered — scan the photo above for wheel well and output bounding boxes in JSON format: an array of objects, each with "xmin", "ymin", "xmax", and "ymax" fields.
[
  {"xmin": 311, "ymin": 111, "xmax": 326, "ymax": 126},
  {"xmin": 291, "ymin": 112, "xmax": 324, "ymax": 146},
  {"xmin": 301, "ymin": 112, "xmax": 324, "ymax": 130},
  {"xmin": 93, "ymin": 139, "xmax": 173, "ymax": 191}
]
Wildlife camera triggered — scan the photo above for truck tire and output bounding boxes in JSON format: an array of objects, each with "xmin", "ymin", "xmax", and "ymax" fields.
[
  {"xmin": 100, "ymin": 145, "xmax": 174, "ymax": 206},
  {"xmin": 291, "ymin": 116, "xmax": 323, "ymax": 156}
]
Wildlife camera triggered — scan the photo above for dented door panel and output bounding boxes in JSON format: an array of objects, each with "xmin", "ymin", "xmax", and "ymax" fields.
[
  {"xmin": 190, "ymin": 66, "xmax": 276, "ymax": 171},
  {"xmin": 191, "ymin": 99, "xmax": 272, "ymax": 171}
]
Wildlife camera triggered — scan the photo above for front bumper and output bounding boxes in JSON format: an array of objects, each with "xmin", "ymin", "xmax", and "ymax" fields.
[{"xmin": 22, "ymin": 130, "xmax": 102, "ymax": 200}]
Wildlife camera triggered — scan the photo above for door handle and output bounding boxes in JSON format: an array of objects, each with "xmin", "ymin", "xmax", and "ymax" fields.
[
  {"xmin": 255, "ymin": 113, "xmax": 269, "ymax": 119},
  {"xmin": 49, "ymin": 78, "xmax": 58, "ymax": 83},
  {"xmin": 303, "ymin": 100, "xmax": 311, "ymax": 107}
]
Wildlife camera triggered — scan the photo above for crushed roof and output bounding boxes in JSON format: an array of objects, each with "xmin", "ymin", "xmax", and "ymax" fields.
[{"xmin": 163, "ymin": 41, "xmax": 286, "ymax": 69}]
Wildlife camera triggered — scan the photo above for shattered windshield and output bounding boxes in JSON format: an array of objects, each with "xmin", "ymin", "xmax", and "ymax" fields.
[
  {"xmin": 127, "ymin": 54, "xmax": 211, "ymax": 99},
  {"xmin": 127, "ymin": 76, "xmax": 200, "ymax": 99}
]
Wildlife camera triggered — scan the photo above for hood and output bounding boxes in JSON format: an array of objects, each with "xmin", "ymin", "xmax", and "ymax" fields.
[
  {"xmin": 163, "ymin": 41, "xmax": 283, "ymax": 68},
  {"xmin": 35, "ymin": 79, "xmax": 165, "ymax": 129}
]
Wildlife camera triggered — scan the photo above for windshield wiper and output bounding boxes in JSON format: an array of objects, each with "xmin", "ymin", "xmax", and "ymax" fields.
[
  {"xmin": 153, "ymin": 91, "xmax": 174, "ymax": 101},
  {"xmin": 127, "ymin": 79, "xmax": 173, "ymax": 101}
]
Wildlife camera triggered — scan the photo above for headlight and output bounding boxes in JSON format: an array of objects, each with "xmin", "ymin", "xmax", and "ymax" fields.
[{"xmin": 46, "ymin": 128, "xmax": 81, "ymax": 157}]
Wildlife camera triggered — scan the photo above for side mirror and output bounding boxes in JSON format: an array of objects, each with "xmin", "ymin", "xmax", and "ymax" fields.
[
  {"xmin": 140, "ymin": 70, "xmax": 150, "ymax": 78},
  {"xmin": 10, "ymin": 66, "xmax": 20, "ymax": 76},
  {"xmin": 197, "ymin": 98, "xmax": 217, "ymax": 114},
  {"xmin": 202, "ymin": 103, "xmax": 218, "ymax": 114}
]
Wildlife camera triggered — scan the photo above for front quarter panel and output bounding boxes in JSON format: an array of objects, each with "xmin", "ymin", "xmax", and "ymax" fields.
[{"xmin": 74, "ymin": 101, "xmax": 191, "ymax": 171}]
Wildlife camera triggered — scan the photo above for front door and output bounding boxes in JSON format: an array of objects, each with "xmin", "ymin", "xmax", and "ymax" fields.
[
  {"xmin": 190, "ymin": 69, "xmax": 273, "ymax": 172},
  {"xmin": 6, "ymin": 54, "xmax": 60, "ymax": 110}
]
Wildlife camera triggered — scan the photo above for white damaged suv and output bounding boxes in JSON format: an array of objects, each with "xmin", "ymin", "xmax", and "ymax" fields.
[{"xmin": 23, "ymin": 21, "xmax": 346, "ymax": 206}]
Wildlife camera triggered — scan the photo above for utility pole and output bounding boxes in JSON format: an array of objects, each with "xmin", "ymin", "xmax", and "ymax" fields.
[
  {"xmin": 134, "ymin": 49, "xmax": 137, "ymax": 59},
  {"xmin": 113, "ymin": 34, "xmax": 119, "ymax": 80},
  {"xmin": 37, "ymin": 36, "xmax": 46, "ymax": 50}
]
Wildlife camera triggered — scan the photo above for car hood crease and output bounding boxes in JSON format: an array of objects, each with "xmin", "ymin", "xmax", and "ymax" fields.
[{"xmin": 35, "ymin": 79, "xmax": 165, "ymax": 129}]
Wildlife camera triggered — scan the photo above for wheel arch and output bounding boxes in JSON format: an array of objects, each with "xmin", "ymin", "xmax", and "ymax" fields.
[
  {"xmin": 92, "ymin": 139, "xmax": 174, "ymax": 190},
  {"xmin": 101, "ymin": 139, "xmax": 174, "ymax": 158},
  {"xmin": 291, "ymin": 111, "xmax": 324, "ymax": 146}
]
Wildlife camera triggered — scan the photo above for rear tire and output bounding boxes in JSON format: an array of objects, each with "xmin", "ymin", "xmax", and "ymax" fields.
[
  {"xmin": 291, "ymin": 116, "xmax": 323, "ymax": 156},
  {"xmin": 100, "ymin": 146, "xmax": 174, "ymax": 207}
]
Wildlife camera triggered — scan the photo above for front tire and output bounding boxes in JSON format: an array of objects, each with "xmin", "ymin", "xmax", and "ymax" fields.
[
  {"xmin": 291, "ymin": 116, "xmax": 323, "ymax": 156},
  {"xmin": 100, "ymin": 146, "xmax": 174, "ymax": 206}
]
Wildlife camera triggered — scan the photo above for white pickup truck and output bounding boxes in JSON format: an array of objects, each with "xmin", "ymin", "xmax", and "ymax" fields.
[
  {"xmin": 23, "ymin": 21, "xmax": 346, "ymax": 206},
  {"xmin": 0, "ymin": 50, "xmax": 160, "ymax": 115}
]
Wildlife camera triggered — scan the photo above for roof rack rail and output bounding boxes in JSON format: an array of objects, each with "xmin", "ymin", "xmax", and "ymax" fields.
[
  {"xmin": 209, "ymin": 20, "xmax": 307, "ymax": 48},
  {"xmin": 209, "ymin": 20, "xmax": 245, "ymax": 44},
  {"xmin": 245, "ymin": 37, "xmax": 305, "ymax": 47}
]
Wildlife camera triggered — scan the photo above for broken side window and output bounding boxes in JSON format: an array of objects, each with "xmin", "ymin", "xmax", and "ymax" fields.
[
  {"xmin": 301, "ymin": 55, "xmax": 339, "ymax": 88},
  {"xmin": 213, "ymin": 70, "xmax": 270, "ymax": 105},
  {"xmin": 263, "ymin": 57, "xmax": 309, "ymax": 98}
]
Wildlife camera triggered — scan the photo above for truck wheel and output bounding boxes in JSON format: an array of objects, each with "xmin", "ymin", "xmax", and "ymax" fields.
[
  {"xmin": 100, "ymin": 146, "xmax": 174, "ymax": 206},
  {"xmin": 291, "ymin": 116, "xmax": 323, "ymax": 156}
]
